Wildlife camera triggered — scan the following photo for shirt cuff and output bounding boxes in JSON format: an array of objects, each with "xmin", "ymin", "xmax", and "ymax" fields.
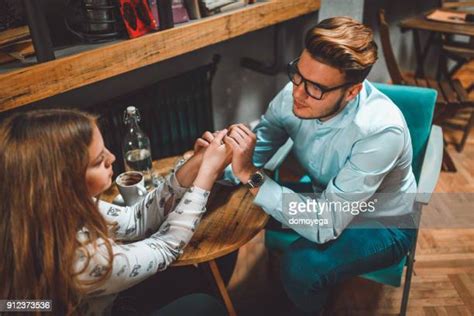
[
  {"xmin": 185, "ymin": 186, "xmax": 211, "ymax": 204},
  {"xmin": 168, "ymin": 170, "xmax": 188, "ymax": 196},
  {"xmin": 253, "ymin": 176, "xmax": 282, "ymax": 216},
  {"xmin": 218, "ymin": 164, "xmax": 241, "ymax": 186}
]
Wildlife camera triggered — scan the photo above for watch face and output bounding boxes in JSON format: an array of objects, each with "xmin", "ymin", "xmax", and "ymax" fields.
[
  {"xmin": 250, "ymin": 171, "xmax": 264, "ymax": 186},
  {"xmin": 251, "ymin": 173, "xmax": 262, "ymax": 184}
]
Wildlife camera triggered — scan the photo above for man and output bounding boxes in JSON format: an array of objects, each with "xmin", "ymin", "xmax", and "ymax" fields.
[{"xmin": 222, "ymin": 17, "xmax": 417, "ymax": 314}]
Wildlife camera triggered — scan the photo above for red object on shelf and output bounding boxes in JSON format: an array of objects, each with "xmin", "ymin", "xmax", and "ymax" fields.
[{"xmin": 118, "ymin": 0, "xmax": 158, "ymax": 38}]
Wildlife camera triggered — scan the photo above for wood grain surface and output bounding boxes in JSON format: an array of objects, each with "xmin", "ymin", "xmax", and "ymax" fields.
[
  {"xmin": 400, "ymin": 13, "xmax": 474, "ymax": 37},
  {"xmin": 0, "ymin": 0, "xmax": 320, "ymax": 112},
  {"xmin": 102, "ymin": 155, "xmax": 269, "ymax": 266}
]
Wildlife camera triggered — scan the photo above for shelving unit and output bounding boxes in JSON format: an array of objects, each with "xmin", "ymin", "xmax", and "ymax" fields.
[{"xmin": 0, "ymin": 0, "xmax": 320, "ymax": 112}]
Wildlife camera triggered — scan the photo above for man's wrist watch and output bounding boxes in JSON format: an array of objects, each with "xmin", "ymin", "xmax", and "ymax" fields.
[{"xmin": 245, "ymin": 169, "xmax": 266, "ymax": 189}]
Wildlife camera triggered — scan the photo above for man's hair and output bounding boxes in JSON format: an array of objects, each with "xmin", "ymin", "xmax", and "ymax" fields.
[{"xmin": 305, "ymin": 16, "xmax": 378, "ymax": 83}]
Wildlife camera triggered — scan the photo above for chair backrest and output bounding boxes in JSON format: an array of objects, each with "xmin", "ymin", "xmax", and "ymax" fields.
[
  {"xmin": 373, "ymin": 83, "xmax": 437, "ymax": 182},
  {"xmin": 377, "ymin": 9, "xmax": 406, "ymax": 85}
]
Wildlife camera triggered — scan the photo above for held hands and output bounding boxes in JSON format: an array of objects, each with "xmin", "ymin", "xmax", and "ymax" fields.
[
  {"xmin": 223, "ymin": 124, "xmax": 257, "ymax": 184},
  {"xmin": 192, "ymin": 123, "xmax": 258, "ymax": 190},
  {"xmin": 193, "ymin": 129, "xmax": 232, "ymax": 191}
]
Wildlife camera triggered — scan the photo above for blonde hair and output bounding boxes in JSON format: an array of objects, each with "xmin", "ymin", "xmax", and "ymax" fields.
[
  {"xmin": 305, "ymin": 16, "xmax": 378, "ymax": 82},
  {"xmin": 0, "ymin": 109, "xmax": 114, "ymax": 315}
]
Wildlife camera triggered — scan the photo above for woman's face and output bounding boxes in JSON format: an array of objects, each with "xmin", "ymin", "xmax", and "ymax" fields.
[{"xmin": 85, "ymin": 125, "xmax": 116, "ymax": 196}]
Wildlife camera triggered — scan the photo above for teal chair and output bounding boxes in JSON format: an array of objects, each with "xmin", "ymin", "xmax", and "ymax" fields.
[{"xmin": 263, "ymin": 83, "xmax": 443, "ymax": 316}]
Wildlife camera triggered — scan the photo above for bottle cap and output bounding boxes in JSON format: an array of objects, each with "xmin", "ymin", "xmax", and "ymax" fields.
[{"xmin": 124, "ymin": 106, "xmax": 140, "ymax": 123}]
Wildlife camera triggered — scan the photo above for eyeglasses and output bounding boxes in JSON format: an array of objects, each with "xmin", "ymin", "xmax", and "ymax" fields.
[{"xmin": 287, "ymin": 58, "xmax": 355, "ymax": 100}]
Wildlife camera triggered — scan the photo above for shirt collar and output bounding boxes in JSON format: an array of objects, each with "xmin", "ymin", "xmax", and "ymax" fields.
[{"xmin": 312, "ymin": 81, "xmax": 366, "ymax": 129}]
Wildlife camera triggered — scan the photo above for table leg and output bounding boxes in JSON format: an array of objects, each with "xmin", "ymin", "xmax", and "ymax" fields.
[
  {"xmin": 442, "ymin": 145, "xmax": 457, "ymax": 173},
  {"xmin": 413, "ymin": 29, "xmax": 424, "ymax": 77},
  {"xmin": 413, "ymin": 30, "xmax": 438, "ymax": 78},
  {"xmin": 206, "ymin": 260, "xmax": 237, "ymax": 316}
]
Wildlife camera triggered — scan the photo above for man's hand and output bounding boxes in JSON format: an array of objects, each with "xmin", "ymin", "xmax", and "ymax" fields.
[{"xmin": 224, "ymin": 124, "xmax": 258, "ymax": 184}]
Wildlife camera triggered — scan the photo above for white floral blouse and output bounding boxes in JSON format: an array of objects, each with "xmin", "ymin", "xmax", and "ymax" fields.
[{"xmin": 74, "ymin": 166, "xmax": 210, "ymax": 316}]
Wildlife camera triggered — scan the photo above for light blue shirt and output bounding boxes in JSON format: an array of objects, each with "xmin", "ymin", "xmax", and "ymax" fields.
[{"xmin": 224, "ymin": 80, "xmax": 417, "ymax": 243}]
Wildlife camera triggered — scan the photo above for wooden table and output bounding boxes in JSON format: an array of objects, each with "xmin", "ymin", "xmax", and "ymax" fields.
[
  {"xmin": 400, "ymin": 11, "xmax": 474, "ymax": 77},
  {"xmin": 102, "ymin": 155, "xmax": 269, "ymax": 316}
]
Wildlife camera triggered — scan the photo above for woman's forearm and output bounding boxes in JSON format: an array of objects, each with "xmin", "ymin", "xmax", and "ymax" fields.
[{"xmin": 175, "ymin": 154, "xmax": 202, "ymax": 188}]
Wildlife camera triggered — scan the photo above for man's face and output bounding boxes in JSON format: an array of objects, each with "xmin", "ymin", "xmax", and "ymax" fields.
[{"xmin": 292, "ymin": 50, "xmax": 359, "ymax": 120}]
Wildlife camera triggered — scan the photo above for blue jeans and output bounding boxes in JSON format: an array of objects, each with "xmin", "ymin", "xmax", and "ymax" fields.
[
  {"xmin": 278, "ymin": 182, "xmax": 416, "ymax": 314},
  {"xmin": 281, "ymin": 221, "xmax": 415, "ymax": 313}
]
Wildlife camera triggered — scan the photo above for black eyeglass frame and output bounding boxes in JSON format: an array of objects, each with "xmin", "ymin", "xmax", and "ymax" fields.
[{"xmin": 287, "ymin": 57, "xmax": 356, "ymax": 100}]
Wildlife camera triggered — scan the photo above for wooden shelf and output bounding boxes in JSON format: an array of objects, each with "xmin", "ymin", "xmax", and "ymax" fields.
[{"xmin": 0, "ymin": 0, "xmax": 320, "ymax": 112}]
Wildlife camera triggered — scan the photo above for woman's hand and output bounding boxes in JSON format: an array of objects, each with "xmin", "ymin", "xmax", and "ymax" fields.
[
  {"xmin": 193, "ymin": 131, "xmax": 215, "ymax": 158},
  {"xmin": 193, "ymin": 129, "xmax": 232, "ymax": 191},
  {"xmin": 175, "ymin": 131, "xmax": 217, "ymax": 188}
]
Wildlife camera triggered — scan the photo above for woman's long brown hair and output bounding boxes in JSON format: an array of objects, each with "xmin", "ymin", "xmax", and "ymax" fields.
[{"xmin": 0, "ymin": 109, "xmax": 114, "ymax": 314}]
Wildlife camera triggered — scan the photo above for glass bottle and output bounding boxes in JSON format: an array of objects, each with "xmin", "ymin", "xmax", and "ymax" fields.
[{"xmin": 123, "ymin": 106, "xmax": 153, "ymax": 188}]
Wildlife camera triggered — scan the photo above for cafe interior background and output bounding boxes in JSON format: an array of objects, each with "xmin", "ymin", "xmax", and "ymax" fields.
[{"xmin": 0, "ymin": 0, "xmax": 473, "ymax": 315}]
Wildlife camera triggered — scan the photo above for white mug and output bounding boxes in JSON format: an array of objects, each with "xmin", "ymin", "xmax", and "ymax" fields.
[{"xmin": 116, "ymin": 171, "xmax": 147, "ymax": 206}]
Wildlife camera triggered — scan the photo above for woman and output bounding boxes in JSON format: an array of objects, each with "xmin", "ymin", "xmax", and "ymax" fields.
[{"xmin": 0, "ymin": 109, "xmax": 231, "ymax": 315}]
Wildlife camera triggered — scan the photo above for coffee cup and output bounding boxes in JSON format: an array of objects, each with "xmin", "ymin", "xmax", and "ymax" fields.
[{"xmin": 116, "ymin": 171, "xmax": 147, "ymax": 206}]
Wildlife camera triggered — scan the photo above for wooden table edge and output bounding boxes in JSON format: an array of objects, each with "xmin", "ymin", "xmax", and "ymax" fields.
[{"xmin": 172, "ymin": 211, "xmax": 270, "ymax": 266}]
